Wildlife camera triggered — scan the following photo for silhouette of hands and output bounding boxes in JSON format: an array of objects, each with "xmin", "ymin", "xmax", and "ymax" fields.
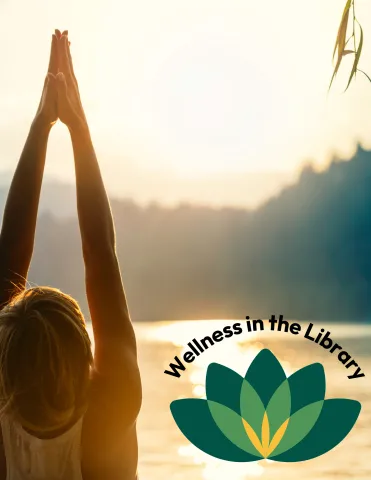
[
  {"xmin": 54, "ymin": 29, "xmax": 87, "ymax": 132},
  {"xmin": 34, "ymin": 30, "xmax": 87, "ymax": 132},
  {"xmin": 34, "ymin": 34, "xmax": 58, "ymax": 128}
]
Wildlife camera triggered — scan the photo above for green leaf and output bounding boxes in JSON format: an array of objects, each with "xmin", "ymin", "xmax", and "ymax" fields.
[
  {"xmin": 208, "ymin": 400, "xmax": 262, "ymax": 458},
  {"xmin": 266, "ymin": 379, "xmax": 291, "ymax": 440},
  {"xmin": 206, "ymin": 363, "xmax": 244, "ymax": 414},
  {"xmin": 244, "ymin": 349, "xmax": 286, "ymax": 408},
  {"xmin": 329, "ymin": 65, "xmax": 340, "ymax": 92},
  {"xmin": 333, "ymin": 0, "xmax": 352, "ymax": 60},
  {"xmin": 329, "ymin": 24, "xmax": 349, "ymax": 92},
  {"xmin": 170, "ymin": 398, "xmax": 258, "ymax": 462},
  {"xmin": 342, "ymin": 49, "xmax": 354, "ymax": 56},
  {"xmin": 338, "ymin": 9, "xmax": 350, "ymax": 58},
  {"xmin": 288, "ymin": 363, "xmax": 326, "ymax": 415},
  {"xmin": 270, "ymin": 400, "xmax": 324, "ymax": 457},
  {"xmin": 240, "ymin": 379, "xmax": 265, "ymax": 436},
  {"xmin": 358, "ymin": 69, "xmax": 371, "ymax": 83},
  {"xmin": 272, "ymin": 399, "xmax": 361, "ymax": 462},
  {"xmin": 329, "ymin": 0, "xmax": 352, "ymax": 91},
  {"xmin": 345, "ymin": 20, "xmax": 363, "ymax": 91},
  {"xmin": 345, "ymin": 34, "xmax": 354, "ymax": 47}
]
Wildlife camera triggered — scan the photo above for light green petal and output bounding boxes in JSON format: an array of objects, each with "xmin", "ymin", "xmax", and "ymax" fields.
[
  {"xmin": 266, "ymin": 379, "xmax": 291, "ymax": 440},
  {"xmin": 270, "ymin": 400, "xmax": 324, "ymax": 457},
  {"xmin": 240, "ymin": 379, "xmax": 265, "ymax": 436},
  {"xmin": 208, "ymin": 400, "xmax": 262, "ymax": 458}
]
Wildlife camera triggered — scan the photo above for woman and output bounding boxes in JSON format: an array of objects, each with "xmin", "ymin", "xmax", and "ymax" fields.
[{"xmin": 0, "ymin": 30, "xmax": 141, "ymax": 479}]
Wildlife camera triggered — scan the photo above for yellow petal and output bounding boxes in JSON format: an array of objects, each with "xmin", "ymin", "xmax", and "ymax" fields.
[
  {"xmin": 261, "ymin": 412, "xmax": 270, "ymax": 456},
  {"xmin": 267, "ymin": 418, "xmax": 290, "ymax": 456},
  {"xmin": 242, "ymin": 418, "xmax": 264, "ymax": 457}
]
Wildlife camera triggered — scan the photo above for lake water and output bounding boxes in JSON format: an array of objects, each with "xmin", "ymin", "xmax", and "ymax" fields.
[{"xmin": 134, "ymin": 320, "xmax": 371, "ymax": 480}]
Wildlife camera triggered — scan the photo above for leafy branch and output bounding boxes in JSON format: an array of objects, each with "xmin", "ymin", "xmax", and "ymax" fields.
[{"xmin": 329, "ymin": 0, "xmax": 369, "ymax": 91}]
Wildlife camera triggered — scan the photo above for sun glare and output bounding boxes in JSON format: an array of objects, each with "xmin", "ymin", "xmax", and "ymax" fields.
[{"xmin": 1, "ymin": 0, "xmax": 371, "ymax": 205}]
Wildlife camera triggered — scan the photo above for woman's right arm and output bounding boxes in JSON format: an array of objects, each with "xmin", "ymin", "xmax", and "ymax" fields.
[{"xmin": 56, "ymin": 34, "xmax": 141, "ymax": 420}]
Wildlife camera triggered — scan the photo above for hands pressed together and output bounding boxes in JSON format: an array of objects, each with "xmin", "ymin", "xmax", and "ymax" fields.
[{"xmin": 36, "ymin": 29, "xmax": 86, "ymax": 132}]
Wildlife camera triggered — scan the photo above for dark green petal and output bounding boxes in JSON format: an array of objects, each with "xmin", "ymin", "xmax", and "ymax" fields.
[
  {"xmin": 266, "ymin": 379, "xmax": 291, "ymax": 439},
  {"xmin": 270, "ymin": 400, "xmax": 323, "ymax": 457},
  {"xmin": 170, "ymin": 398, "xmax": 259, "ymax": 462},
  {"xmin": 272, "ymin": 399, "xmax": 361, "ymax": 462},
  {"xmin": 206, "ymin": 363, "xmax": 244, "ymax": 414},
  {"xmin": 208, "ymin": 400, "xmax": 262, "ymax": 458},
  {"xmin": 245, "ymin": 349, "xmax": 287, "ymax": 407},
  {"xmin": 240, "ymin": 379, "xmax": 265, "ymax": 436},
  {"xmin": 288, "ymin": 363, "xmax": 326, "ymax": 415}
]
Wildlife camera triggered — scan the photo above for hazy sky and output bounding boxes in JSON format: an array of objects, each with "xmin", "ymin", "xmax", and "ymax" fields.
[{"xmin": 0, "ymin": 0, "xmax": 371, "ymax": 207}]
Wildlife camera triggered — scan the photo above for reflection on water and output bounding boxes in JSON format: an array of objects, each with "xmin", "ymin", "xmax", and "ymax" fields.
[
  {"xmin": 178, "ymin": 443, "xmax": 265, "ymax": 479},
  {"xmin": 135, "ymin": 320, "xmax": 371, "ymax": 480}
]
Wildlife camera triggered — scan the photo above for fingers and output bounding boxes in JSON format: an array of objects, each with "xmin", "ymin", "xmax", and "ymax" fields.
[
  {"xmin": 38, "ymin": 73, "xmax": 57, "ymax": 121},
  {"xmin": 47, "ymin": 34, "xmax": 58, "ymax": 75},
  {"xmin": 44, "ymin": 73, "xmax": 57, "ymax": 102},
  {"xmin": 57, "ymin": 34, "xmax": 73, "ymax": 84},
  {"xmin": 56, "ymin": 72, "xmax": 70, "ymax": 122},
  {"xmin": 40, "ymin": 72, "xmax": 56, "ymax": 100},
  {"xmin": 66, "ymin": 37, "xmax": 79, "ymax": 88},
  {"xmin": 53, "ymin": 30, "xmax": 78, "ymax": 89},
  {"xmin": 56, "ymin": 72, "xmax": 68, "ymax": 102}
]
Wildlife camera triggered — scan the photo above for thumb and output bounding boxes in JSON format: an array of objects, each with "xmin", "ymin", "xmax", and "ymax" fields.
[
  {"xmin": 56, "ymin": 72, "xmax": 68, "ymax": 100},
  {"xmin": 42, "ymin": 72, "xmax": 55, "ymax": 92},
  {"xmin": 43, "ymin": 73, "xmax": 57, "ymax": 100}
]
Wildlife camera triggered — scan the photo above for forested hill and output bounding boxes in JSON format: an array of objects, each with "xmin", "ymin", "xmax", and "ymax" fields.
[{"xmin": 4, "ymin": 145, "xmax": 371, "ymax": 322}]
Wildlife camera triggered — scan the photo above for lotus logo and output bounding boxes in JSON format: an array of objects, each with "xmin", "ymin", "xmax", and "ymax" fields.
[{"xmin": 170, "ymin": 349, "xmax": 361, "ymax": 462}]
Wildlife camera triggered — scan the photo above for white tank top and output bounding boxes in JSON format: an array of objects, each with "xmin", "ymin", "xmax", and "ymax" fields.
[{"xmin": 1, "ymin": 415, "xmax": 84, "ymax": 480}]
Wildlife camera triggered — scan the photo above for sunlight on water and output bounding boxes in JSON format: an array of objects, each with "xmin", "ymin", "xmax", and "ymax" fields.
[{"xmin": 178, "ymin": 444, "xmax": 264, "ymax": 479}]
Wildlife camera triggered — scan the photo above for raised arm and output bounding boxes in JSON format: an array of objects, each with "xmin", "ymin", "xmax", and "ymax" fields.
[
  {"xmin": 56, "ymin": 34, "xmax": 141, "ymax": 419},
  {"xmin": 0, "ymin": 35, "xmax": 58, "ymax": 307}
]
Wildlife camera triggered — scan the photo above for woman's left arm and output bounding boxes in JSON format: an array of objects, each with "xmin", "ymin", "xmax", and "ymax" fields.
[{"xmin": 0, "ymin": 34, "xmax": 59, "ymax": 307}]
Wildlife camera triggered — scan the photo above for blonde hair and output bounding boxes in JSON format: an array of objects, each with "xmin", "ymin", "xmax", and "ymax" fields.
[{"xmin": 0, "ymin": 286, "xmax": 93, "ymax": 433}]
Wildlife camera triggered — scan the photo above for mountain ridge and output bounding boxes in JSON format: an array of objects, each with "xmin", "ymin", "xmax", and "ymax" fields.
[{"xmin": 2, "ymin": 147, "xmax": 371, "ymax": 322}]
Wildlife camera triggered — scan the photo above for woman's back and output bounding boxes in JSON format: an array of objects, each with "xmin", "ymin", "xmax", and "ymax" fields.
[{"xmin": 1, "ymin": 415, "xmax": 83, "ymax": 479}]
